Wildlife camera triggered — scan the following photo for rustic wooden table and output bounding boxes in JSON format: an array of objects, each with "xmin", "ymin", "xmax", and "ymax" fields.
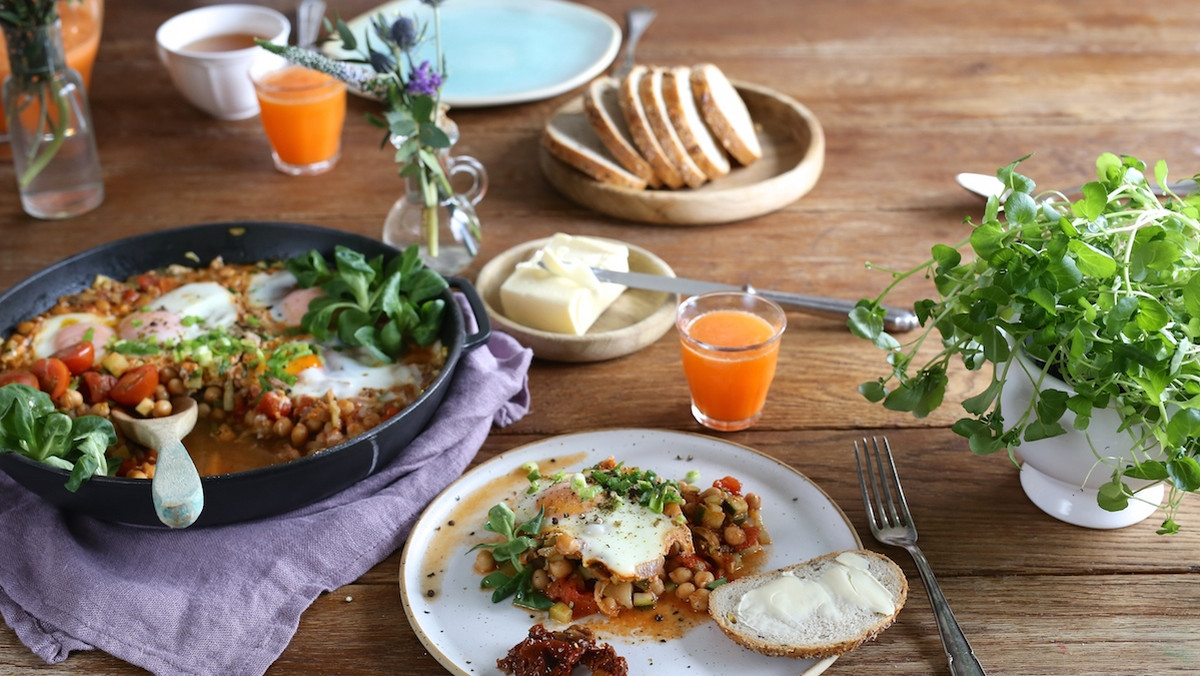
[{"xmin": 2, "ymin": 1, "xmax": 1199, "ymax": 674}]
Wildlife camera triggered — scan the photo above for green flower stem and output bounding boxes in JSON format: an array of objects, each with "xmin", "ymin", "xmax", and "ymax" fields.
[{"xmin": 15, "ymin": 73, "xmax": 69, "ymax": 187}]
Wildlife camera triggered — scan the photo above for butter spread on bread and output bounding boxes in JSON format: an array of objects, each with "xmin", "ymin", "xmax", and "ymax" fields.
[{"xmin": 708, "ymin": 549, "xmax": 907, "ymax": 659}]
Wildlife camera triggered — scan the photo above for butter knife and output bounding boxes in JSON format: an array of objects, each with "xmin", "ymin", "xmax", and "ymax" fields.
[{"xmin": 591, "ymin": 268, "xmax": 920, "ymax": 333}]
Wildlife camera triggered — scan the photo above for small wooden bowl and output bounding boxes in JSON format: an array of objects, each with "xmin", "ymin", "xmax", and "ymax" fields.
[
  {"xmin": 475, "ymin": 238, "xmax": 678, "ymax": 362},
  {"xmin": 539, "ymin": 80, "xmax": 825, "ymax": 225}
]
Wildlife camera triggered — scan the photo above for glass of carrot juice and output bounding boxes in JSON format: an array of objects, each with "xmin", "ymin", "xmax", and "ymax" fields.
[
  {"xmin": 676, "ymin": 291, "xmax": 786, "ymax": 432},
  {"xmin": 251, "ymin": 63, "xmax": 346, "ymax": 176}
]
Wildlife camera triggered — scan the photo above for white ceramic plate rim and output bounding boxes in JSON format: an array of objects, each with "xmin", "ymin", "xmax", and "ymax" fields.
[
  {"xmin": 327, "ymin": 0, "xmax": 621, "ymax": 107},
  {"xmin": 399, "ymin": 428, "xmax": 862, "ymax": 675}
]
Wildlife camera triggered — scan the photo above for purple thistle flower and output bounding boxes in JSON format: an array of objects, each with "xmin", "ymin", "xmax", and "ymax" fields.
[
  {"xmin": 369, "ymin": 50, "xmax": 395, "ymax": 74},
  {"xmin": 390, "ymin": 17, "xmax": 418, "ymax": 50},
  {"xmin": 406, "ymin": 60, "xmax": 443, "ymax": 96}
]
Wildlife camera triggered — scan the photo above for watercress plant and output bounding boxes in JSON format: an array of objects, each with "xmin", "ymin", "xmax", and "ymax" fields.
[
  {"xmin": 285, "ymin": 244, "xmax": 447, "ymax": 364},
  {"xmin": 468, "ymin": 503, "xmax": 552, "ymax": 610},
  {"xmin": 850, "ymin": 153, "xmax": 1200, "ymax": 534}
]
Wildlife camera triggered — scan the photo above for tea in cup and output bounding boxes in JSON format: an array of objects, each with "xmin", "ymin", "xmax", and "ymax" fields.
[
  {"xmin": 155, "ymin": 4, "xmax": 290, "ymax": 120},
  {"xmin": 676, "ymin": 291, "xmax": 786, "ymax": 431}
]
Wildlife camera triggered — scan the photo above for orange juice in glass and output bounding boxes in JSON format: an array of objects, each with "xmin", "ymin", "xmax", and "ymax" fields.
[
  {"xmin": 0, "ymin": 0, "xmax": 103, "ymax": 134},
  {"xmin": 677, "ymin": 291, "xmax": 786, "ymax": 431},
  {"xmin": 251, "ymin": 64, "xmax": 346, "ymax": 176}
]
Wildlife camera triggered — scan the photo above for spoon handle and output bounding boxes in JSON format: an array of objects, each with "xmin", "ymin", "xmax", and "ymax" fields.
[
  {"xmin": 614, "ymin": 7, "xmax": 656, "ymax": 79},
  {"xmin": 152, "ymin": 439, "xmax": 204, "ymax": 529}
]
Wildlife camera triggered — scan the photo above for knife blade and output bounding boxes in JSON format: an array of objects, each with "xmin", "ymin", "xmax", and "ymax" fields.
[{"xmin": 590, "ymin": 267, "xmax": 920, "ymax": 333}]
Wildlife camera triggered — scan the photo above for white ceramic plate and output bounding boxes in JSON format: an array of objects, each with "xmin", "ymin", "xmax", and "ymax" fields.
[
  {"xmin": 399, "ymin": 429, "xmax": 862, "ymax": 675},
  {"xmin": 326, "ymin": 0, "xmax": 621, "ymax": 107}
]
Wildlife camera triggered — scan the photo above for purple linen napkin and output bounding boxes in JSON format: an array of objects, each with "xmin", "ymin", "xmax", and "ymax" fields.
[{"xmin": 0, "ymin": 297, "xmax": 532, "ymax": 676}]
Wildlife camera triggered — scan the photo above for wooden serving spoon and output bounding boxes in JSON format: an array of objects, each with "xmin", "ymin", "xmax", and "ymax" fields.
[{"xmin": 112, "ymin": 397, "xmax": 204, "ymax": 529}]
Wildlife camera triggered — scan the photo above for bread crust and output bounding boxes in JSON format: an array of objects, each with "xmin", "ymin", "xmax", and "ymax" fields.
[
  {"xmin": 691, "ymin": 63, "xmax": 763, "ymax": 166},
  {"xmin": 618, "ymin": 66, "xmax": 685, "ymax": 189},
  {"xmin": 707, "ymin": 549, "xmax": 908, "ymax": 659},
  {"xmin": 662, "ymin": 66, "xmax": 730, "ymax": 181},
  {"xmin": 542, "ymin": 124, "xmax": 648, "ymax": 191},
  {"xmin": 583, "ymin": 77, "xmax": 662, "ymax": 188},
  {"xmin": 638, "ymin": 67, "xmax": 708, "ymax": 188}
]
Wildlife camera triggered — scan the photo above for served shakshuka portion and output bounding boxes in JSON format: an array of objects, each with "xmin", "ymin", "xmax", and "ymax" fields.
[
  {"xmin": 471, "ymin": 457, "xmax": 770, "ymax": 621},
  {"xmin": 0, "ymin": 245, "xmax": 448, "ymax": 482}
]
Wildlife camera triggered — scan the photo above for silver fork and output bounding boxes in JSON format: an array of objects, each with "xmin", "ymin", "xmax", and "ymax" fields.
[
  {"xmin": 854, "ymin": 436, "xmax": 986, "ymax": 676},
  {"xmin": 612, "ymin": 7, "xmax": 656, "ymax": 79}
]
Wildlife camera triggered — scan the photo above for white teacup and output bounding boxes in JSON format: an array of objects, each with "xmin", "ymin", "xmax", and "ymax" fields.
[{"xmin": 156, "ymin": 4, "xmax": 291, "ymax": 120}]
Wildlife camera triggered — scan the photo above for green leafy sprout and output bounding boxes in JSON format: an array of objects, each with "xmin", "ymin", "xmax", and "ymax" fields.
[
  {"xmin": 0, "ymin": 383, "xmax": 117, "ymax": 490},
  {"xmin": 285, "ymin": 244, "xmax": 447, "ymax": 364},
  {"xmin": 849, "ymin": 152, "xmax": 1200, "ymax": 535},
  {"xmin": 468, "ymin": 503, "xmax": 552, "ymax": 610}
]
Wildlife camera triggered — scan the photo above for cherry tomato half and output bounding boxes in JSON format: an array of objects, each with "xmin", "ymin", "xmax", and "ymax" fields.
[
  {"xmin": 109, "ymin": 365, "xmax": 160, "ymax": 407},
  {"xmin": 255, "ymin": 390, "xmax": 292, "ymax": 420},
  {"xmin": 713, "ymin": 476, "xmax": 742, "ymax": 495},
  {"xmin": 52, "ymin": 341, "xmax": 95, "ymax": 375},
  {"xmin": 81, "ymin": 371, "xmax": 117, "ymax": 404},
  {"xmin": 0, "ymin": 370, "xmax": 39, "ymax": 389},
  {"xmin": 30, "ymin": 358, "xmax": 70, "ymax": 399}
]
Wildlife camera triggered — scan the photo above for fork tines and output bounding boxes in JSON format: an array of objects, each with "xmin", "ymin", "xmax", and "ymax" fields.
[{"xmin": 854, "ymin": 436, "xmax": 912, "ymax": 531}]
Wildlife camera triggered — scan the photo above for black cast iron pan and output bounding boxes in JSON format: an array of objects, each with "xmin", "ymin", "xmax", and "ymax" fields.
[{"xmin": 0, "ymin": 222, "xmax": 491, "ymax": 527}]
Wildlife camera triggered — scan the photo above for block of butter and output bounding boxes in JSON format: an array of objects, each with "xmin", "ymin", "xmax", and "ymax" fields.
[{"xmin": 499, "ymin": 233, "xmax": 630, "ymax": 335}]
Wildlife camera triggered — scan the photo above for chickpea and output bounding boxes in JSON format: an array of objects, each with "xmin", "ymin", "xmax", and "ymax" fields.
[
  {"xmin": 345, "ymin": 422, "xmax": 365, "ymax": 439},
  {"xmin": 675, "ymin": 582, "xmax": 696, "ymax": 601},
  {"xmin": 90, "ymin": 402, "xmax": 110, "ymax": 417},
  {"xmin": 159, "ymin": 367, "xmax": 178, "ymax": 381},
  {"xmin": 127, "ymin": 470, "xmax": 148, "ymax": 479},
  {"xmin": 210, "ymin": 408, "xmax": 226, "ymax": 422},
  {"xmin": 154, "ymin": 384, "xmax": 169, "ymax": 401},
  {"xmin": 58, "ymin": 389, "xmax": 84, "ymax": 411},
  {"xmin": 648, "ymin": 576, "xmax": 666, "ymax": 596},
  {"xmin": 555, "ymin": 533, "xmax": 581, "ymax": 556},
  {"xmin": 723, "ymin": 524, "xmax": 746, "ymax": 547},
  {"xmin": 15, "ymin": 321, "xmax": 34, "ymax": 336},
  {"xmin": 272, "ymin": 417, "xmax": 294, "ymax": 438},
  {"xmin": 290, "ymin": 424, "xmax": 310, "ymax": 447},
  {"xmin": 144, "ymin": 463, "xmax": 156, "ymax": 479},
  {"xmin": 361, "ymin": 413, "xmax": 381, "ymax": 429},
  {"xmin": 167, "ymin": 377, "xmax": 187, "ymax": 396},
  {"xmin": 664, "ymin": 502, "xmax": 682, "ymax": 518},
  {"xmin": 473, "ymin": 550, "xmax": 496, "ymax": 575},
  {"xmin": 693, "ymin": 571, "xmax": 715, "ymax": 588},
  {"xmin": 746, "ymin": 493, "xmax": 762, "ymax": 510},
  {"xmin": 699, "ymin": 486, "xmax": 722, "ymax": 501},
  {"xmin": 339, "ymin": 400, "xmax": 356, "ymax": 417},
  {"xmin": 152, "ymin": 399, "xmax": 173, "ymax": 418},
  {"xmin": 531, "ymin": 569, "xmax": 550, "ymax": 591},
  {"xmin": 701, "ymin": 506, "xmax": 725, "ymax": 530},
  {"xmin": 324, "ymin": 430, "xmax": 345, "ymax": 447},
  {"xmin": 203, "ymin": 386, "xmax": 222, "ymax": 403},
  {"xmin": 95, "ymin": 299, "xmax": 111, "ymax": 313},
  {"xmin": 688, "ymin": 588, "xmax": 711, "ymax": 612},
  {"xmin": 668, "ymin": 567, "xmax": 693, "ymax": 584},
  {"xmin": 197, "ymin": 403, "xmax": 211, "ymax": 419},
  {"xmin": 548, "ymin": 557, "xmax": 573, "ymax": 580}
]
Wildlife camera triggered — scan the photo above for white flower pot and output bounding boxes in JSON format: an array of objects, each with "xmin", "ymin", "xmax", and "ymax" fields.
[{"xmin": 999, "ymin": 350, "xmax": 1165, "ymax": 529}]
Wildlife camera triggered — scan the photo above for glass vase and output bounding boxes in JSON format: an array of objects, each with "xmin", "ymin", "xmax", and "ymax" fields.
[
  {"xmin": 2, "ymin": 20, "xmax": 104, "ymax": 219},
  {"xmin": 382, "ymin": 114, "xmax": 487, "ymax": 276}
]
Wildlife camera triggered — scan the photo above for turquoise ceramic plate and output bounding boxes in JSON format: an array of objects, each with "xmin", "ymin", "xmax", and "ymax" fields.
[{"xmin": 326, "ymin": 0, "xmax": 621, "ymax": 107}]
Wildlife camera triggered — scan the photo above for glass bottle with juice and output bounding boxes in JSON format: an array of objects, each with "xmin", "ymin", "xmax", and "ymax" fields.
[{"xmin": 677, "ymin": 291, "xmax": 786, "ymax": 432}]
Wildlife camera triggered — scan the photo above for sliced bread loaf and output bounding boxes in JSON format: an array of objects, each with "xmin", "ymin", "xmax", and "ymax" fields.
[
  {"xmin": 708, "ymin": 549, "xmax": 908, "ymax": 659},
  {"xmin": 583, "ymin": 76, "xmax": 662, "ymax": 188},
  {"xmin": 618, "ymin": 65, "xmax": 685, "ymax": 189},
  {"xmin": 691, "ymin": 63, "xmax": 763, "ymax": 166},
  {"xmin": 662, "ymin": 66, "xmax": 730, "ymax": 181},
  {"xmin": 543, "ymin": 108, "xmax": 648, "ymax": 191},
  {"xmin": 638, "ymin": 66, "xmax": 708, "ymax": 188}
]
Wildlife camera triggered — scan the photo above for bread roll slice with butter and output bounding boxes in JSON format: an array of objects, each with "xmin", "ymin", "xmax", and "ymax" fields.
[
  {"xmin": 708, "ymin": 549, "xmax": 908, "ymax": 659},
  {"xmin": 619, "ymin": 65, "xmax": 685, "ymax": 189},
  {"xmin": 543, "ymin": 108, "xmax": 648, "ymax": 191},
  {"xmin": 662, "ymin": 66, "xmax": 730, "ymax": 181},
  {"xmin": 584, "ymin": 76, "xmax": 662, "ymax": 188},
  {"xmin": 638, "ymin": 66, "xmax": 708, "ymax": 188},
  {"xmin": 691, "ymin": 63, "xmax": 763, "ymax": 166}
]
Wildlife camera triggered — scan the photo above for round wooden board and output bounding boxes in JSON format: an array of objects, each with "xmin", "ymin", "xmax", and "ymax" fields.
[
  {"xmin": 539, "ymin": 81, "xmax": 825, "ymax": 225},
  {"xmin": 474, "ymin": 237, "xmax": 678, "ymax": 362}
]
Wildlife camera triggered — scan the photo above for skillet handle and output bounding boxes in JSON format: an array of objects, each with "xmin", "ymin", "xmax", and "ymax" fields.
[{"xmin": 448, "ymin": 277, "xmax": 491, "ymax": 350}]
